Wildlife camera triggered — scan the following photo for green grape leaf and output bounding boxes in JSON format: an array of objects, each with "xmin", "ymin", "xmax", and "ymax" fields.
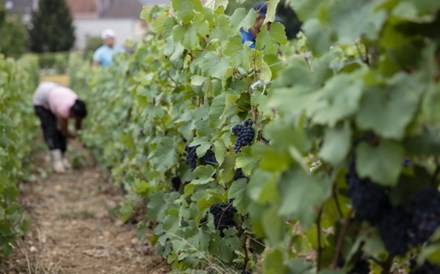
[
  {"xmin": 327, "ymin": 0, "xmax": 387, "ymax": 43},
  {"xmin": 248, "ymin": 169, "xmax": 279, "ymax": 204},
  {"xmin": 286, "ymin": 0, "xmax": 324, "ymax": 21},
  {"xmin": 262, "ymin": 205, "xmax": 287, "ymax": 246},
  {"xmin": 209, "ymin": 229, "xmax": 241, "ymax": 262},
  {"xmin": 319, "ymin": 122, "xmax": 352, "ymax": 166},
  {"xmin": 149, "ymin": 136, "xmax": 177, "ymax": 172},
  {"xmin": 208, "ymin": 94, "xmax": 225, "ymax": 128},
  {"xmin": 214, "ymin": 140, "xmax": 226, "ymax": 165},
  {"xmin": 264, "ymin": 121, "xmax": 311, "ymax": 154},
  {"xmin": 173, "ymin": 17, "xmax": 209, "ymax": 50},
  {"xmin": 192, "ymin": 165, "xmax": 216, "ymax": 185},
  {"xmin": 395, "ymin": 0, "xmax": 440, "ymax": 18},
  {"xmin": 356, "ymin": 140, "xmax": 404, "ymax": 186},
  {"xmin": 230, "ymin": 8, "xmax": 256, "ymax": 32},
  {"xmin": 356, "ymin": 73, "xmax": 425, "ymax": 139},
  {"xmin": 279, "ymin": 167, "xmax": 330, "ymax": 227},
  {"xmin": 311, "ymin": 72, "xmax": 364, "ymax": 127},
  {"xmin": 172, "ymin": 0, "xmax": 203, "ymax": 23},
  {"xmin": 404, "ymin": 129, "xmax": 440, "ymax": 156},
  {"xmin": 236, "ymin": 148, "xmax": 257, "ymax": 176},
  {"xmin": 228, "ymin": 179, "xmax": 248, "ymax": 214},
  {"xmin": 256, "ymin": 22, "xmax": 287, "ymax": 55},
  {"xmin": 286, "ymin": 259, "xmax": 314, "ymax": 274},
  {"xmin": 302, "ymin": 19, "xmax": 332, "ymax": 55},
  {"xmin": 264, "ymin": 0, "xmax": 280, "ymax": 24},
  {"xmin": 223, "ymin": 35, "xmax": 248, "ymax": 67},
  {"xmin": 421, "ymin": 83, "xmax": 440, "ymax": 123},
  {"xmin": 204, "ymin": 0, "xmax": 228, "ymax": 10},
  {"xmin": 151, "ymin": 12, "xmax": 177, "ymax": 37},
  {"xmin": 263, "ymin": 248, "xmax": 287, "ymax": 274},
  {"xmin": 200, "ymin": 52, "xmax": 233, "ymax": 80}
]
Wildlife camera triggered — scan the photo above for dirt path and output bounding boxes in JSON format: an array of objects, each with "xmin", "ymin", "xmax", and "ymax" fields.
[{"xmin": 1, "ymin": 141, "xmax": 168, "ymax": 274}]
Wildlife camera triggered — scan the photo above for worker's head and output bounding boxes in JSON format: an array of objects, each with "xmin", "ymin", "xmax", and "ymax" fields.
[
  {"xmin": 101, "ymin": 29, "xmax": 116, "ymax": 48},
  {"xmin": 252, "ymin": 2, "xmax": 281, "ymax": 33},
  {"xmin": 252, "ymin": 2, "xmax": 267, "ymax": 34},
  {"xmin": 70, "ymin": 99, "xmax": 87, "ymax": 119}
]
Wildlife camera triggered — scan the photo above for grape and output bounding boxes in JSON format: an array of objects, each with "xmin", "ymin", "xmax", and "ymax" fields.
[
  {"xmin": 377, "ymin": 207, "xmax": 411, "ymax": 256},
  {"xmin": 232, "ymin": 120, "xmax": 255, "ymax": 153},
  {"xmin": 171, "ymin": 176, "xmax": 181, "ymax": 192},
  {"xmin": 209, "ymin": 202, "xmax": 237, "ymax": 236},
  {"xmin": 244, "ymin": 119, "xmax": 253, "ymax": 127},
  {"xmin": 346, "ymin": 158, "xmax": 390, "ymax": 223},
  {"xmin": 409, "ymin": 187, "xmax": 440, "ymax": 244},
  {"xmin": 201, "ymin": 148, "xmax": 217, "ymax": 166},
  {"xmin": 234, "ymin": 168, "xmax": 246, "ymax": 180},
  {"xmin": 403, "ymin": 158, "xmax": 412, "ymax": 167},
  {"xmin": 185, "ymin": 145, "xmax": 197, "ymax": 170},
  {"xmin": 410, "ymin": 261, "xmax": 440, "ymax": 274}
]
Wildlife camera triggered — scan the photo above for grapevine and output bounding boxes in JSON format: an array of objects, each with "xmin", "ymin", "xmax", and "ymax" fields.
[{"xmin": 66, "ymin": 0, "xmax": 440, "ymax": 272}]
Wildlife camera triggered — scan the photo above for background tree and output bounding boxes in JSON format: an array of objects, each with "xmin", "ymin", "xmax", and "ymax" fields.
[
  {"xmin": 0, "ymin": 4, "xmax": 29, "ymax": 58},
  {"xmin": 29, "ymin": 0, "xmax": 75, "ymax": 52}
]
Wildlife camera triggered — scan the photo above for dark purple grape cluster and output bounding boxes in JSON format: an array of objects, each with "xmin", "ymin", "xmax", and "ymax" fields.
[
  {"xmin": 232, "ymin": 120, "xmax": 255, "ymax": 153},
  {"xmin": 410, "ymin": 261, "xmax": 440, "ymax": 274},
  {"xmin": 185, "ymin": 145, "xmax": 197, "ymax": 170},
  {"xmin": 377, "ymin": 207, "xmax": 412, "ymax": 256},
  {"xmin": 346, "ymin": 158, "xmax": 389, "ymax": 223},
  {"xmin": 409, "ymin": 187, "xmax": 440, "ymax": 244},
  {"xmin": 185, "ymin": 145, "xmax": 217, "ymax": 170},
  {"xmin": 347, "ymin": 156, "xmax": 440, "ymax": 256},
  {"xmin": 209, "ymin": 202, "xmax": 237, "ymax": 236},
  {"xmin": 348, "ymin": 259, "xmax": 370, "ymax": 274}
]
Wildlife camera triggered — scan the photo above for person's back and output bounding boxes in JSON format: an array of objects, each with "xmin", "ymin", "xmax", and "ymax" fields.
[
  {"xmin": 48, "ymin": 86, "xmax": 78, "ymax": 119},
  {"xmin": 33, "ymin": 81, "xmax": 59, "ymax": 107}
]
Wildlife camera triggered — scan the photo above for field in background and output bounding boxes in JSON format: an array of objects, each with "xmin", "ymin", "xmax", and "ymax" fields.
[{"xmin": 40, "ymin": 74, "xmax": 69, "ymax": 86}]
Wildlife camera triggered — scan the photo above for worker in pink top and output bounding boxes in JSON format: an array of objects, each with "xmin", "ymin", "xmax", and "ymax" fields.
[{"xmin": 33, "ymin": 82, "xmax": 88, "ymax": 173}]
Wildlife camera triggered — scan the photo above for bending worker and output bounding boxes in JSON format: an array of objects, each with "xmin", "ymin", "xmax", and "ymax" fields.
[{"xmin": 33, "ymin": 82, "xmax": 87, "ymax": 173}]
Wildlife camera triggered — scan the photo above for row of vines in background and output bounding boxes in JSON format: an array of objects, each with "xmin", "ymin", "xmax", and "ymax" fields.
[
  {"xmin": 69, "ymin": 0, "xmax": 440, "ymax": 273},
  {"xmin": 0, "ymin": 54, "xmax": 39, "ymax": 260}
]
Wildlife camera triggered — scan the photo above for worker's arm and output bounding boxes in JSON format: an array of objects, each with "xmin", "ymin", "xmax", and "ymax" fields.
[
  {"xmin": 59, "ymin": 118, "xmax": 75, "ymax": 138},
  {"xmin": 75, "ymin": 118, "xmax": 82, "ymax": 131}
]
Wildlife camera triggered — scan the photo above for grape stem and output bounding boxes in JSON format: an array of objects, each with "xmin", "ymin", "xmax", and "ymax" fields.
[
  {"xmin": 332, "ymin": 185, "xmax": 344, "ymax": 218},
  {"xmin": 166, "ymin": 71, "xmax": 179, "ymax": 88},
  {"xmin": 431, "ymin": 157, "xmax": 440, "ymax": 185},
  {"xmin": 242, "ymin": 227, "xmax": 249, "ymax": 273},
  {"xmin": 381, "ymin": 256, "xmax": 394, "ymax": 274},
  {"xmin": 355, "ymin": 40, "xmax": 369, "ymax": 66},
  {"xmin": 331, "ymin": 209, "xmax": 352, "ymax": 269},
  {"xmin": 317, "ymin": 207, "xmax": 323, "ymax": 271}
]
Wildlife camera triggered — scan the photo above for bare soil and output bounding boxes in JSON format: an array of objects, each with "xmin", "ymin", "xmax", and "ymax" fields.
[{"xmin": 1, "ymin": 141, "xmax": 168, "ymax": 274}]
